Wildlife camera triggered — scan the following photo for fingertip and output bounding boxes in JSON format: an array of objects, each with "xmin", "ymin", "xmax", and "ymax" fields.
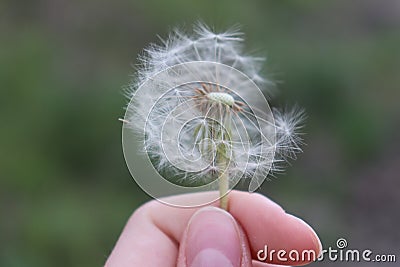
[{"xmin": 286, "ymin": 214, "xmax": 322, "ymax": 257}]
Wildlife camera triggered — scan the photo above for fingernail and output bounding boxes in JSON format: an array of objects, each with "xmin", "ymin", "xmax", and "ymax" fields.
[{"xmin": 185, "ymin": 207, "xmax": 241, "ymax": 267}]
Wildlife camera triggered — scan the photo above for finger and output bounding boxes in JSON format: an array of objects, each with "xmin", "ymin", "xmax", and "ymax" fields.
[
  {"xmin": 105, "ymin": 191, "xmax": 220, "ymax": 267},
  {"xmin": 104, "ymin": 201, "xmax": 180, "ymax": 267},
  {"xmin": 163, "ymin": 190, "xmax": 321, "ymax": 265},
  {"xmin": 229, "ymin": 192, "xmax": 322, "ymax": 265},
  {"xmin": 176, "ymin": 206, "xmax": 252, "ymax": 267},
  {"xmin": 252, "ymin": 261, "xmax": 285, "ymax": 267}
]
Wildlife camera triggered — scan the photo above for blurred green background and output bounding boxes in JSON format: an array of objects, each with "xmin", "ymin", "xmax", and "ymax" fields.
[{"xmin": 1, "ymin": 0, "xmax": 399, "ymax": 266}]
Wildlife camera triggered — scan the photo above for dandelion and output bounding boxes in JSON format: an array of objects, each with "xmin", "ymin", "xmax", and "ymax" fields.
[{"xmin": 122, "ymin": 23, "xmax": 305, "ymax": 210}]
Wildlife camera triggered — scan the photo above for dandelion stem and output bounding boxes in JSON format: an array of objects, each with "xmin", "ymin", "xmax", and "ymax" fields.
[
  {"xmin": 218, "ymin": 107, "xmax": 231, "ymax": 211},
  {"xmin": 219, "ymin": 170, "xmax": 229, "ymax": 210}
]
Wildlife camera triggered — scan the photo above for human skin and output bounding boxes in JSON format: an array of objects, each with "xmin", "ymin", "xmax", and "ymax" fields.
[{"xmin": 105, "ymin": 190, "xmax": 322, "ymax": 267}]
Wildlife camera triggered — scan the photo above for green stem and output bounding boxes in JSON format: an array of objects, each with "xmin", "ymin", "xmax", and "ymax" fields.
[
  {"xmin": 217, "ymin": 129, "xmax": 230, "ymax": 210},
  {"xmin": 219, "ymin": 169, "xmax": 229, "ymax": 210}
]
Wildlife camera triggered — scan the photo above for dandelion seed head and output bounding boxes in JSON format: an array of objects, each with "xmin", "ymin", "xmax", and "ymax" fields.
[{"xmin": 122, "ymin": 23, "xmax": 305, "ymax": 197}]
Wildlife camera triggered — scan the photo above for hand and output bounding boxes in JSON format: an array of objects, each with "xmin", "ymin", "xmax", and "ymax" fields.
[{"xmin": 105, "ymin": 190, "xmax": 321, "ymax": 267}]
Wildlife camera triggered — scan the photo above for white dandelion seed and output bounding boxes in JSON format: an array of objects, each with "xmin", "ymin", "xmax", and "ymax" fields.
[{"xmin": 122, "ymin": 23, "xmax": 304, "ymax": 209}]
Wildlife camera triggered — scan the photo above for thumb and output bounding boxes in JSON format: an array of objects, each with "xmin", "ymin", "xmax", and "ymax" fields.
[{"xmin": 177, "ymin": 206, "xmax": 252, "ymax": 267}]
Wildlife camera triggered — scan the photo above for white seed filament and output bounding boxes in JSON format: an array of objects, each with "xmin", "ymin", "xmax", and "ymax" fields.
[{"xmin": 207, "ymin": 92, "xmax": 235, "ymax": 107}]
